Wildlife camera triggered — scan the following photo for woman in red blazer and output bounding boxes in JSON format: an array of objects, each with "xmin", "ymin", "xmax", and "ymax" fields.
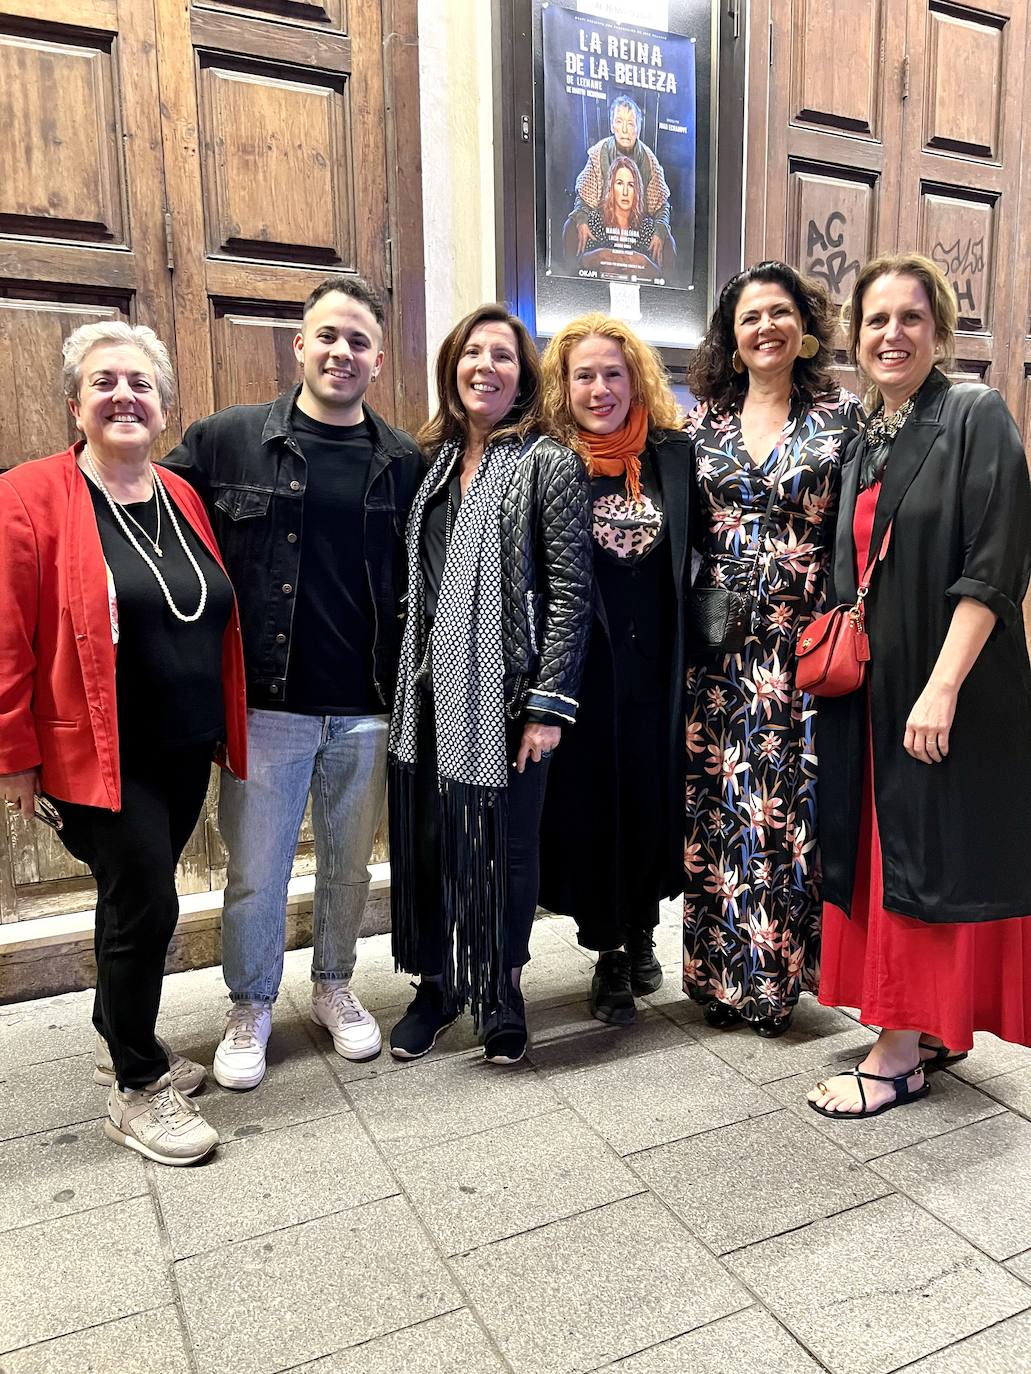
[{"xmin": 0, "ymin": 321, "xmax": 247, "ymax": 1167}]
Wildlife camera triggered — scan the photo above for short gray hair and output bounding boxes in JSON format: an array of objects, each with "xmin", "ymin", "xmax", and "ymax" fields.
[{"xmin": 62, "ymin": 321, "xmax": 176, "ymax": 412}]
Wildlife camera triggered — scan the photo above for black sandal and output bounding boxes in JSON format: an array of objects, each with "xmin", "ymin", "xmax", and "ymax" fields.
[
  {"xmin": 809, "ymin": 1063, "xmax": 930, "ymax": 1120},
  {"xmin": 918, "ymin": 1038, "xmax": 968, "ymax": 1071}
]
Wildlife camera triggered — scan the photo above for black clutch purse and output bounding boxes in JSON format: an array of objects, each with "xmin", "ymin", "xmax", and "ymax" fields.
[{"xmin": 686, "ymin": 588, "xmax": 751, "ymax": 654}]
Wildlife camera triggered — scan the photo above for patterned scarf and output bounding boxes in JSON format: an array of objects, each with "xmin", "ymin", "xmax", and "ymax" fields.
[
  {"xmin": 578, "ymin": 403, "xmax": 649, "ymax": 505},
  {"xmin": 388, "ymin": 433, "xmax": 524, "ymax": 1022},
  {"xmin": 859, "ymin": 394, "xmax": 916, "ymax": 491}
]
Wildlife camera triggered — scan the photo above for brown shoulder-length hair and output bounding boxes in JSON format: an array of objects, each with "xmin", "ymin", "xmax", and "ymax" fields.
[
  {"xmin": 687, "ymin": 260, "xmax": 837, "ymax": 413},
  {"xmin": 601, "ymin": 157, "xmax": 644, "ymax": 231},
  {"xmin": 843, "ymin": 251, "xmax": 957, "ymax": 409},
  {"xmin": 416, "ymin": 304, "xmax": 544, "ymax": 455},
  {"xmin": 539, "ymin": 312, "xmax": 684, "ymax": 460}
]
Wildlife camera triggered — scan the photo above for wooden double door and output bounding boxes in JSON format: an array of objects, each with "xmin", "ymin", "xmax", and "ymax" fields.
[
  {"xmin": 0, "ymin": 0, "xmax": 421, "ymax": 920},
  {"xmin": 745, "ymin": 0, "xmax": 1031, "ymax": 429}
]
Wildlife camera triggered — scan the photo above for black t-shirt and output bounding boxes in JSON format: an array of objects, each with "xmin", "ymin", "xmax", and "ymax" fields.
[
  {"xmin": 85, "ymin": 475, "xmax": 233, "ymax": 750},
  {"xmin": 281, "ymin": 408, "xmax": 379, "ymax": 715},
  {"xmin": 420, "ymin": 465, "xmax": 463, "ymax": 623}
]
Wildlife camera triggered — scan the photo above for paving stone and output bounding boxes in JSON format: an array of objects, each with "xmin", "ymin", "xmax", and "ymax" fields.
[
  {"xmin": 549, "ymin": 1041, "xmax": 778, "ymax": 1155},
  {"xmin": 519, "ymin": 942, "xmax": 597, "ymax": 1010},
  {"xmin": 152, "ymin": 1112, "xmax": 397, "ymax": 1259},
  {"xmin": 451, "ymin": 1193, "xmax": 750, "ymax": 1374},
  {"xmin": 726, "ymin": 1195, "xmax": 1031, "ymax": 1374},
  {"xmin": 154, "ymin": 962, "xmax": 234, "ymax": 1021},
  {"xmin": 948, "ymin": 1033, "xmax": 1031, "ymax": 1087},
  {"xmin": 0, "ymin": 1306, "xmax": 192, "ymax": 1374},
  {"xmin": 640, "ymin": 969, "xmax": 704, "ymax": 1025},
  {"xmin": 289, "ymin": 1309, "xmax": 506, "ymax": 1372},
  {"xmin": 766, "ymin": 1064, "xmax": 1006, "ymax": 1162},
  {"xmin": 0, "ymin": 1196, "xmax": 173, "ymax": 1355},
  {"xmin": 1004, "ymin": 1248, "xmax": 1031, "ymax": 1283},
  {"xmin": 527, "ymin": 1005, "xmax": 691, "ymax": 1077},
  {"xmin": 0, "ymin": 990, "xmax": 94, "ymax": 1073},
  {"xmin": 0, "ymin": 1053, "xmax": 104, "ymax": 1143},
  {"xmin": 900, "ymin": 1309, "xmax": 1031, "ymax": 1372},
  {"xmin": 691, "ymin": 995, "xmax": 877, "ymax": 1085},
  {"xmin": 977, "ymin": 1066, "xmax": 1031, "ymax": 1118},
  {"xmin": 348, "ymin": 1052, "xmax": 564, "ymax": 1156},
  {"xmin": 602, "ymin": 1306, "xmax": 822, "ymax": 1371},
  {"xmin": 632, "ymin": 1108, "xmax": 890, "ymax": 1253},
  {"xmin": 176, "ymin": 1195, "xmax": 460, "ymax": 1374},
  {"xmin": 871, "ymin": 1113, "xmax": 1031, "ymax": 1262},
  {"xmin": 648, "ymin": 916, "xmax": 683, "ymax": 969},
  {"xmin": 0, "ymin": 1118, "xmax": 146, "ymax": 1234},
  {"xmin": 400, "ymin": 1107, "xmax": 643, "ymax": 1255}
]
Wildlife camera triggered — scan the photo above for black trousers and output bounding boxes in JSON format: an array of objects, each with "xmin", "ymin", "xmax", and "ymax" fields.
[
  {"xmin": 413, "ymin": 703, "xmax": 551, "ymax": 979},
  {"xmin": 51, "ymin": 745, "xmax": 213, "ymax": 1090}
]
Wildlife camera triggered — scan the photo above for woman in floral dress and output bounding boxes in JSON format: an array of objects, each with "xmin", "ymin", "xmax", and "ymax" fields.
[{"xmin": 683, "ymin": 261, "xmax": 863, "ymax": 1036}]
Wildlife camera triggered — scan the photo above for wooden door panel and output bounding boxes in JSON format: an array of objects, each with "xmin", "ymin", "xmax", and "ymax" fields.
[
  {"xmin": 922, "ymin": 192, "xmax": 996, "ymax": 331},
  {"xmin": 198, "ymin": 0, "xmax": 346, "ymax": 29},
  {"xmin": 791, "ymin": 0, "xmax": 882, "ymax": 136},
  {"xmin": 790, "ymin": 169, "xmax": 875, "ymax": 305},
  {"xmin": 211, "ymin": 307, "xmax": 301, "ymax": 409},
  {"xmin": 924, "ymin": 5, "xmax": 1005, "ymax": 157}
]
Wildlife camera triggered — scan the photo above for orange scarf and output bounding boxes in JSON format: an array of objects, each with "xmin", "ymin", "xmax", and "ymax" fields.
[{"xmin": 578, "ymin": 403, "xmax": 649, "ymax": 505}]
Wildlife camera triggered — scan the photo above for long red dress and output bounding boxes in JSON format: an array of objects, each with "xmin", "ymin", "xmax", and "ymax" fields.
[{"xmin": 818, "ymin": 483, "xmax": 1031, "ymax": 1050}]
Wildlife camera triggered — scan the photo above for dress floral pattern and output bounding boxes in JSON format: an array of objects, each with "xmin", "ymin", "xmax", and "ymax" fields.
[{"xmin": 683, "ymin": 389, "xmax": 863, "ymax": 1020}]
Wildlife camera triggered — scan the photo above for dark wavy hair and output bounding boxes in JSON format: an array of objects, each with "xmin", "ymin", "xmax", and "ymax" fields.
[
  {"xmin": 416, "ymin": 304, "xmax": 544, "ymax": 455},
  {"xmin": 687, "ymin": 261, "xmax": 837, "ymax": 413}
]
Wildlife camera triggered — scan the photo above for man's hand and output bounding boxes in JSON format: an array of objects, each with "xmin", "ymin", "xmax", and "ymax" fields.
[{"xmin": 514, "ymin": 724, "xmax": 561, "ymax": 774}]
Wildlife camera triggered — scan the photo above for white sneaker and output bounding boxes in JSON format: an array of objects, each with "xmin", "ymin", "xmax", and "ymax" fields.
[
  {"xmin": 93, "ymin": 1031, "xmax": 205, "ymax": 1095},
  {"xmin": 213, "ymin": 1001, "xmax": 272, "ymax": 1090},
  {"xmin": 310, "ymin": 980, "xmax": 382, "ymax": 1061},
  {"xmin": 104, "ymin": 1073, "xmax": 219, "ymax": 1166}
]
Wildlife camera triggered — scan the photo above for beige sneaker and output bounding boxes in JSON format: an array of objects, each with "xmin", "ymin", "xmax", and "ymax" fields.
[
  {"xmin": 104, "ymin": 1073, "xmax": 219, "ymax": 1166},
  {"xmin": 93, "ymin": 1031, "xmax": 205, "ymax": 1095}
]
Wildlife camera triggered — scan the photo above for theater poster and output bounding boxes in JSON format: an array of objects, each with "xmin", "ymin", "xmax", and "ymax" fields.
[{"xmin": 533, "ymin": 0, "xmax": 712, "ymax": 350}]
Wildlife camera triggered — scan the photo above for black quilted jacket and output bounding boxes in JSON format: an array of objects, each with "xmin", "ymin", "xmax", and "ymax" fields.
[{"xmin": 500, "ymin": 434, "xmax": 593, "ymax": 723}]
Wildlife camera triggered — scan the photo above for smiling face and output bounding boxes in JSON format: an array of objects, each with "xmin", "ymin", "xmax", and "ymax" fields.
[
  {"xmin": 567, "ymin": 335, "xmax": 633, "ymax": 436},
  {"xmin": 611, "ymin": 104, "xmax": 638, "ymax": 152},
  {"xmin": 856, "ymin": 272, "xmax": 938, "ymax": 411},
  {"xmin": 455, "ymin": 322, "xmax": 522, "ymax": 437},
  {"xmin": 612, "ymin": 167, "xmax": 636, "ymax": 216},
  {"xmin": 68, "ymin": 344, "xmax": 166, "ymax": 464},
  {"xmin": 732, "ymin": 280, "xmax": 805, "ymax": 382},
  {"xmin": 294, "ymin": 291, "xmax": 384, "ymax": 425}
]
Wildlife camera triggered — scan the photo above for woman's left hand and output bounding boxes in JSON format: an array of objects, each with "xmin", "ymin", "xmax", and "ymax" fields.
[
  {"xmin": 905, "ymin": 679, "xmax": 958, "ymax": 764},
  {"xmin": 514, "ymin": 723, "xmax": 561, "ymax": 773}
]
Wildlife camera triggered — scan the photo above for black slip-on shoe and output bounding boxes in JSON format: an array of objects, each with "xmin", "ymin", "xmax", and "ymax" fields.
[{"xmin": 389, "ymin": 982, "xmax": 460, "ymax": 1060}]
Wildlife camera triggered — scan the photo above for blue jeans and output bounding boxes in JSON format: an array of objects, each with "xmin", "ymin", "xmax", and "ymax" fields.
[{"xmin": 219, "ymin": 709, "xmax": 388, "ymax": 1003}]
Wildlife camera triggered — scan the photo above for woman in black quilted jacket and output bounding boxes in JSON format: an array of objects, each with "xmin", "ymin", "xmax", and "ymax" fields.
[{"xmin": 387, "ymin": 304, "xmax": 593, "ymax": 1065}]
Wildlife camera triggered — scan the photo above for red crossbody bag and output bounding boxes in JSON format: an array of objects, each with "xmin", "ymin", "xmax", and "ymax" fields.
[{"xmin": 794, "ymin": 522, "xmax": 892, "ymax": 698}]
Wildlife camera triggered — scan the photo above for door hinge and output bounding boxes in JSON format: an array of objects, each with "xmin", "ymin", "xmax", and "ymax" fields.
[
  {"xmin": 728, "ymin": 0, "xmax": 741, "ymax": 40},
  {"xmin": 900, "ymin": 54, "xmax": 910, "ymax": 101},
  {"xmin": 769, "ymin": 21, "xmax": 774, "ymax": 68},
  {"xmin": 384, "ymin": 234, "xmax": 394, "ymax": 291},
  {"xmin": 163, "ymin": 210, "xmax": 175, "ymax": 271}
]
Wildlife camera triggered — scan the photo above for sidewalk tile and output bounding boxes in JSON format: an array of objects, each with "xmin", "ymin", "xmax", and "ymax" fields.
[
  {"xmin": 348, "ymin": 1053, "xmax": 563, "ymax": 1156},
  {"xmin": 900, "ymin": 1309, "xmax": 1031, "ymax": 1372},
  {"xmin": 602, "ymin": 1306, "xmax": 822, "ymax": 1371},
  {"xmin": 948, "ymin": 1034, "xmax": 1031, "ymax": 1087},
  {"xmin": 691, "ymin": 997, "xmax": 876, "ymax": 1085},
  {"xmin": 0, "ymin": 1306, "xmax": 191, "ymax": 1374},
  {"xmin": 641, "ymin": 972, "xmax": 705, "ymax": 1026},
  {"xmin": 0, "ymin": 1119, "xmax": 145, "ymax": 1234},
  {"xmin": 527, "ymin": 1006, "xmax": 690, "ymax": 1077},
  {"xmin": 176, "ymin": 1195, "xmax": 460, "ymax": 1374},
  {"xmin": 1006, "ymin": 1248, "xmax": 1031, "ymax": 1282},
  {"xmin": 871, "ymin": 1113, "xmax": 1031, "ymax": 1261},
  {"xmin": 0, "ymin": 1054, "xmax": 104, "ymax": 1143},
  {"xmin": 977, "ymin": 1066, "xmax": 1031, "ymax": 1118},
  {"xmin": 549, "ymin": 1041, "xmax": 778, "ymax": 1155},
  {"xmin": 452, "ymin": 1193, "xmax": 749, "ymax": 1374},
  {"xmin": 401, "ymin": 1108, "xmax": 643, "ymax": 1255},
  {"xmin": 154, "ymin": 963, "xmax": 233, "ymax": 1020},
  {"xmin": 152, "ymin": 1112, "xmax": 397, "ymax": 1259},
  {"xmin": 520, "ymin": 943, "xmax": 596, "ymax": 1010},
  {"xmin": 0, "ymin": 1196, "xmax": 172, "ymax": 1355},
  {"xmin": 632, "ymin": 1109, "xmax": 889, "ymax": 1253},
  {"xmin": 726, "ymin": 1195, "xmax": 1031, "ymax": 1374},
  {"xmin": 766, "ymin": 1066, "xmax": 1005, "ymax": 1162},
  {"xmin": 289, "ymin": 1310, "xmax": 506, "ymax": 1372},
  {"xmin": 0, "ymin": 991, "xmax": 93, "ymax": 1073}
]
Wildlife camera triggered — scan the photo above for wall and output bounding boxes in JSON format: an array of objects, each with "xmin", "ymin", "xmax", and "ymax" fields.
[{"xmin": 418, "ymin": 0, "xmax": 499, "ymax": 408}]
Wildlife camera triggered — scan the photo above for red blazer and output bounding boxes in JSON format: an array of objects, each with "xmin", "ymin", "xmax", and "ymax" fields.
[{"xmin": 0, "ymin": 445, "xmax": 247, "ymax": 809}]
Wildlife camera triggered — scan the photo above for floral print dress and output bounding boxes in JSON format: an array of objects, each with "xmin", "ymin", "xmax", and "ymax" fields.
[{"xmin": 683, "ymin": 390, "xmax": 863, "ymax": 1021}]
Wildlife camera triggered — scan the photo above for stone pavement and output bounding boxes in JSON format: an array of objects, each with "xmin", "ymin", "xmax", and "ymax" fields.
[{"xmin": 2, "ymin": 902, "xmax": 1031, "ymax": 1374}]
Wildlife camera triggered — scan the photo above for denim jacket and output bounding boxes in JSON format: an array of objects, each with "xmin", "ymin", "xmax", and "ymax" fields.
[{"xmin": 163, "ymin": 386, "xmax": 425, "ymax": 710}]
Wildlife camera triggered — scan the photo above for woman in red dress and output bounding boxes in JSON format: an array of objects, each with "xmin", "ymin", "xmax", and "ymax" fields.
[{"xmin": 809, "ymin": 253, "xmax": 1031, "ymax": 1119}]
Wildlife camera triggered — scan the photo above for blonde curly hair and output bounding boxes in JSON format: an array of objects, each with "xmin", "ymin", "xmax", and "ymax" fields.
[{"xmin": 540, "ymin": 313, "xmax": 684, "ymax": 459}]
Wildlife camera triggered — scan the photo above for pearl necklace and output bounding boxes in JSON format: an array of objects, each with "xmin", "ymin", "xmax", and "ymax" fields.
[{"xmin": 82, "ymin": 447, "xmax": 208, "ymax": 624}]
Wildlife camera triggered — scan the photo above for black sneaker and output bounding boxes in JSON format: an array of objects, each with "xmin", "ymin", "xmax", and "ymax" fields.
[
  {"xmin": 389, "ymin": 981, "xmax": 459, "ymax": 1060},
  {"xmin": 590, "ymin": 951, "xmax": 636, "ymax": 1026},
  {"xmin": 483, "ymin": 987, "xmax": 527, "ymax": 1065},
  {"xmin": 625, "ymin": 928, "xmax": 663, "ymax": 995}
]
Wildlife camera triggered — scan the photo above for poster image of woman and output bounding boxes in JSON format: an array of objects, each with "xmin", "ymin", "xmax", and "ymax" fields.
[{"xmin": 573, "ymin": 157, "xmax": 672, "ymax": 284}]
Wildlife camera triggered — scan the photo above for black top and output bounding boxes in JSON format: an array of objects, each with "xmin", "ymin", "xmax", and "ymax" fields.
[
  {"xmin": 280, "ymin": 408, "xmax": 380, "ymax": 715},
  {"xmin": 420, "ymin": 465, "xmax": 463, "ymax": 622},
  {"xmin": 85, "ymin": 476, "xmax": 232, "ymax": 750}
]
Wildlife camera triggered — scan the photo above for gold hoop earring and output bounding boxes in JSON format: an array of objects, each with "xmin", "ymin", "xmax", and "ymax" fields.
[
  {"xmin": 798, "ymin": 334, "xmax": 819, "ymax": 359},
  {"xmin": 732, "ymin": 349, "xmax": 745, "ymax": 375}
]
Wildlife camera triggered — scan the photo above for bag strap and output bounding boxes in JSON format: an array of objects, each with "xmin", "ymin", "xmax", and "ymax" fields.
[
  {"xmin": 741, "ymin": 410, "xmax": 811, "ymax": 602},
  {"xmin": 858, "ymin": 520, "xmax": 893, "ymax": 595}
]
